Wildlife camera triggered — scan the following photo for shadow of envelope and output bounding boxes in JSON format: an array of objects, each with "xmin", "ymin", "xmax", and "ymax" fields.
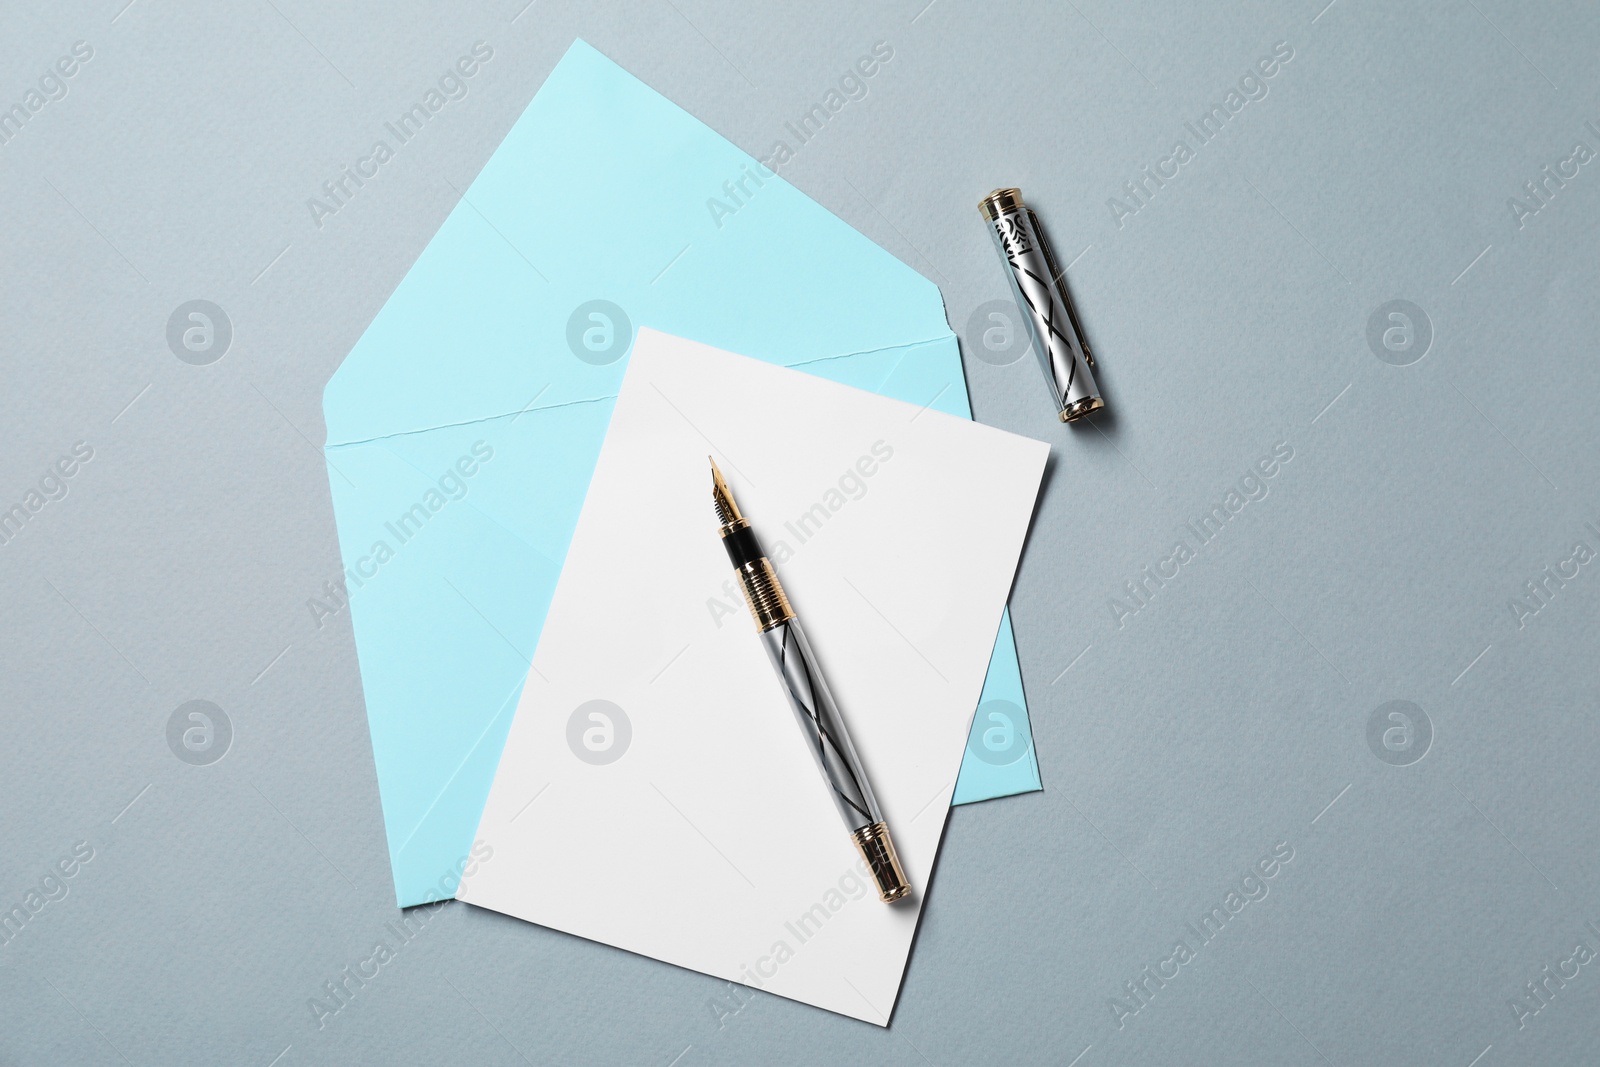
[{"xmin": 322, "ymin": 39, "xmax": 1041, "ymax": 907}]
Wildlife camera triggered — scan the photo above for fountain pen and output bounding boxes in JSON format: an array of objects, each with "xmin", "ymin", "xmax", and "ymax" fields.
[{"xmin": 710, "ymin": 459, "xmax": 911, "ymax": 903}]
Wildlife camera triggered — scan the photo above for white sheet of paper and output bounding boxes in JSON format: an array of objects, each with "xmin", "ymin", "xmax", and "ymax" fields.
[{"xmin": 458, "ymin": 329, "xmax": 1048, "ymax": 1023}]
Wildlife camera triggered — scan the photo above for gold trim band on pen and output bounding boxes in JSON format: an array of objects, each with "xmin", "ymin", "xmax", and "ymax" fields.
[
  {"xmin": 736, "ymin": 558, "xmax": 794, "ymax": 631},
  {"xmin": 852, "ymin": 821, "xmax": 911, "ymax": 902},
  {"xmin": 979, "ymin": 187, "xmax": 1024, "ymax": 221}
]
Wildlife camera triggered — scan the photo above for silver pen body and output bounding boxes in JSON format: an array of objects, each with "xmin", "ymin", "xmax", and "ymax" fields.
[
  {"xmin": 711, "ymin": 460, "xmax": 911, "ymax": 902},
  {"xmin": 980, "ymin": 187, "xmax": 1105, "ymax": 422},
  {"xmin": 758, "ymin": 617, "xmax": 883, "ymax": 832}
]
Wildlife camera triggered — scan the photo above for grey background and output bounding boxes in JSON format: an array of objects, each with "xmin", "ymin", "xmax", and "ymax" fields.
[{"xmin": 2, "ymin": 0, "xmax": 1597, "ymax": 1064}]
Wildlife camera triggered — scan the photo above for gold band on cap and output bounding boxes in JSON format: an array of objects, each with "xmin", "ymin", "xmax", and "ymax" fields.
[
  {"xmin": 979, "ymin": 187, "xmax": 1025, "ymax": 221},
  {"xmin": 1059, "ymin": 395, "xmax": 1106, "ymax": 423}
]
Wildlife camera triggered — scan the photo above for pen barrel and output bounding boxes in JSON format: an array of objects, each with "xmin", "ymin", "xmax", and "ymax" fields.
[
  {"xmin": 712, "ymin": 469, "xmax": 910, "ymax": 903},
  {"xmin": 980, "ymin": 188, "xmax": 1104, "ymax": 422},
  {"xmin": 758, "ymin": 618, "xmax": 910, "ymax": 903},
  {"xmin": 759, "ymin": 618, "xmax": 883, "ymax": 829}
]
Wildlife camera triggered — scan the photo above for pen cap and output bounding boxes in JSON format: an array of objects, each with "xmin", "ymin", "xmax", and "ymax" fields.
[{"xmin": 979, "ymin": 188, "xmax": 1105, "ymax": 422}]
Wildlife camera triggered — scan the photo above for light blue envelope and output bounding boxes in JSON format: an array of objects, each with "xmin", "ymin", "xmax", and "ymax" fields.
[{"xmin": 323, "ymin": 39, "xmax": 1041, "ymax": 907}]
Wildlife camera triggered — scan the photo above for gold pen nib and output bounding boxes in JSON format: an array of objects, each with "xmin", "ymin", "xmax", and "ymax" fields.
[{"xmin": 710, "ymin": 457, "xmax": 744, "ymax": 526}]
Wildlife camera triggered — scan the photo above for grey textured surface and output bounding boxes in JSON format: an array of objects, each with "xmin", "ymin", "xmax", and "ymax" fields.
[{"xmin": 2, "ymin": 1, "xmax": 1598, "ymax": 1064}]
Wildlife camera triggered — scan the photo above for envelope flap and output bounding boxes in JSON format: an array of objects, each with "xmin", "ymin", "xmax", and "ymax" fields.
[{"xmin": 323, "ymin": 39, "xmax": 949, "ymax": 447}]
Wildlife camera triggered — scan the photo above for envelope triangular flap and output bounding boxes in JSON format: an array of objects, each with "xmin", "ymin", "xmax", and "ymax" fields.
[{"xmin": 323, "ymin": 39, "xmax": 950, "ymax": 448}]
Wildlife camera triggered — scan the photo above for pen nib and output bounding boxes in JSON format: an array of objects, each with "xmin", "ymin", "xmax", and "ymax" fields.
[{"xmin": 710, "ymin": 458, "xmax": 743, "ymax": 526}]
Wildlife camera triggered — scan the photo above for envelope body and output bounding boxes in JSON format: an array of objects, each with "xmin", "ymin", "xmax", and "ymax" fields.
[{"xmin": 322, "ymin": 39, "xmax": 1040, "ymax": 907}]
